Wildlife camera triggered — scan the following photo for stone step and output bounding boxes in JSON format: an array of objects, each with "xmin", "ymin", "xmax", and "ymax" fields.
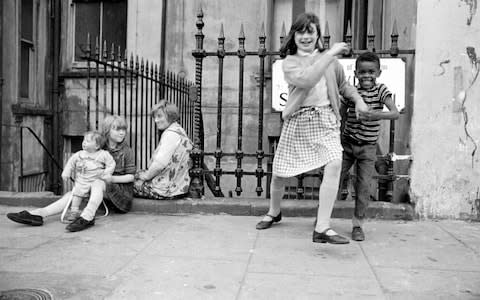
[{"xmin": 0, "ymin": 191, "xmax": 415, "ymax": 220}]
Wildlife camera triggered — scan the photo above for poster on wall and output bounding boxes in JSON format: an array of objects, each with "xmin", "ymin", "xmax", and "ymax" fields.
[{"xmin": 272, "ymin": 58, "xmax": 406, "ymax": 112}]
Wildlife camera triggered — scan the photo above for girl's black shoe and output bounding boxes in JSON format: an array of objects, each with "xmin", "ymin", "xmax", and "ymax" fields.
[
  {"xmin": 256, "ymin": 212, "xmax": 282, "ymax": 230},
  {"xmin": 312, "ymin": 228, "xmax": 349, "ymax": 244},
  {"xmin": 7, "ymin": 211, "xmax": 43, "ymax": 226},
  {"xmin": 66, "ymin": 217, "xmax": 95, "ymax": 232}
]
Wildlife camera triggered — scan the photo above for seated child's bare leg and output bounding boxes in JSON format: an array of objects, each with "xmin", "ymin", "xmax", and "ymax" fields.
[
  {"xmin": 70, "ymin": 195, "xmax": 82, "ymax": 213},
  {"xmin": 81, "ymin": 180, "xmax": 106, "ymax": 221},
  {"xmin": 30, "ymin": 192, "xmax": 73, "ymax": 218}
]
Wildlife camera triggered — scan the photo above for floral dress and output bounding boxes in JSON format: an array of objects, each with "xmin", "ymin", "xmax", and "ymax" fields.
[{"xmin": 134, "ymin": 123, "xmax": 193, "ymax": 199}]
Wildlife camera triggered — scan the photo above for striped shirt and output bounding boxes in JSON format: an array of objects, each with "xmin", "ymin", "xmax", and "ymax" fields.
[{"xmin": 343, "ymin": 83, "xmax": 392, "ymax": 144}]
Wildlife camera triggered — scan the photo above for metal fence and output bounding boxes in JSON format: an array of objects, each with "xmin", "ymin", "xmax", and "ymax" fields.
[
  {"xmin": 82, "ymin": 35, "xmax": 196, "ymax": 170},
  {"xmin": 190, "ymin": 8, "xmax": 414, "ymax": 200}
]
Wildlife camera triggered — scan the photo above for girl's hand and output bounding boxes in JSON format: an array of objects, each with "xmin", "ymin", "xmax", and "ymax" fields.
[
  {"xmin": 101, "ymin": 174, "xmax": 113, "ymax": 183},
  {"xmin": 355, "ymin": 101, "xmax": 370, "ymax": 119},
  {"xmin": 358, "ymin": 110, "xmax": 379, "ymax": 121},
  {"xmin": 61, "ymin": 174, "xmax": 70, "ymax": 182},
  {"xmin": 326, "ymin": 42, "xmax": 350, "ymax": 56},
  {"xmin": 137, "ymin": 171, "xmax": 149, "ymax": 181}
]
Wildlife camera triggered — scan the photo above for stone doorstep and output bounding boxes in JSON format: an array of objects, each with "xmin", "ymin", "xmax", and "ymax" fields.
[{"xmin": 0, "ymin": 191, "xmax": 415, "ymax": 220}]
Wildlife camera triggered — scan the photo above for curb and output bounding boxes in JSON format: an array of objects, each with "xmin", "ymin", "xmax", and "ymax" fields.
[{"xmin": 0, "ymin": 191, "xmax": 415, "ymax": 220}]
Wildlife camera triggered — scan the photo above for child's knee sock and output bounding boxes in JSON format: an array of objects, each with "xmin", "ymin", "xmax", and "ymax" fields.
[
  {"xmin": 268, "ymin": 176, "xmax": 284, "ymax": 215},
  {"xmin": 316, "ymin": 163, "xmax": 341, "ymax": 232}
]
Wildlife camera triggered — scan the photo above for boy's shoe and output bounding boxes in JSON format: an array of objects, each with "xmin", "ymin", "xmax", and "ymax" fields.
[
  {"xmin": 352, "ymin": 226, "xmax": 365, "ymax": 241},
  {"xmin": 65, "ymin": 210, "xmax": 81, "ymax": 222},
  {"xmin": 339, "ymin": 189, "xmax": 349, "ymax": 200},
  {"xmin": 66, "ymin": 217, "xmax": 95, "ymax": 232},
  {"xmin": 7, "ymin": 210, "xmax": 43, "ymax": 226}
]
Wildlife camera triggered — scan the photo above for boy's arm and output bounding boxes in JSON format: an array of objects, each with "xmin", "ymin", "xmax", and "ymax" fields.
[{"xmin": 362, "ymin": 95, "xmax": 400, "ymax": 121}]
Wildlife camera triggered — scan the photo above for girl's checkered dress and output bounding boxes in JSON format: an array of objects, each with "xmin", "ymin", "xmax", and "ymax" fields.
[{"xmin": 273, "ymin": 105, "xmax": 343, "ymax": 177}]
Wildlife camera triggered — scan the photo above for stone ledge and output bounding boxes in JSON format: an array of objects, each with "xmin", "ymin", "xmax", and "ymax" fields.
[{"xmin": 0, "ymin": 192, "xmax": 415, "ymax": 220}]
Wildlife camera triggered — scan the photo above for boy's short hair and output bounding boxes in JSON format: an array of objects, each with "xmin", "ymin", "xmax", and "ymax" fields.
[
  {"xmin": 355, "ymin": 51, "xmax": 381, "ymax": 70},
  {"xmin": 150, "ymin": 99, "xmax": 179, "ymax": 123},
  {"xmin": 85, "ymin": 131, "xmax": 105, "ymax": 149}
]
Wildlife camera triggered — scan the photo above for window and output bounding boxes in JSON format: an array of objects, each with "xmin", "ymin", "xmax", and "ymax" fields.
[
  {"xmin": 73, "ymin": 0, "xmax": 127, "ymax": 61},
  {"xmin": 20, "ymin": 0, "xmax": 34, "ymax": 98}
]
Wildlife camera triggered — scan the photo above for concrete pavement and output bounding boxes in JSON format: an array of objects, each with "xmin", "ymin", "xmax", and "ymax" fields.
[{"xmin": 0, "ymin": 205, "xmax": 479, "ymax": 299}]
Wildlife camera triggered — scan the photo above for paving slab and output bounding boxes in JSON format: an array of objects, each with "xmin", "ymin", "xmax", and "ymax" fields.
[{"xmin": 360, "ymin": 221, "xmax": 480, "ymax": 272}]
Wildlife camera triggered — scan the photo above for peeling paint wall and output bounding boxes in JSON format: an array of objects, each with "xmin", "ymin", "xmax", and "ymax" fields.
[{"xmin": 412, "ymin": 0, "xmax": 480, "ymax": 218}]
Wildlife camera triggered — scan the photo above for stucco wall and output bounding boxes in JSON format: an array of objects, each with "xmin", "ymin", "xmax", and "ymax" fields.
[{"xmin": 412, "ymin": 0, "xmax": 480, "ymax": 218}]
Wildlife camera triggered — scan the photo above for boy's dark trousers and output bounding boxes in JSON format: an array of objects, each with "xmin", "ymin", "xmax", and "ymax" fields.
[{"xmin": 339, "ymin": 136, "xmax": 377, "ymax": 227}]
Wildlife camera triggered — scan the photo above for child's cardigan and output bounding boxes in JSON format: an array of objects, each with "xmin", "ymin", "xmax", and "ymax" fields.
[{"xmin": 281, "ymin": 51, "xmax": 363, "ymax": 121}]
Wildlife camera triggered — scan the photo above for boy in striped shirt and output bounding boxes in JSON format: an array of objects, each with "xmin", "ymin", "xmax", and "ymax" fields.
[{"xmin": 339, "ymin": 52, "xmax": 399, "ymax": 241}]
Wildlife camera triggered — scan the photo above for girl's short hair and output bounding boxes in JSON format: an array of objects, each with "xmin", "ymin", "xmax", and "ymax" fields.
[
  {"xmin": 101, "ymin": 115, "xmax": 128, "ymax": 142},
  {"xmin": 280, "ymin": 12, "xmax": 324, "ymax": 57},
  {"xmin": 150, "ymin": 99, "xmax": 179, "ymax": 123},
  {"xmin": 84, "ymin": 131, "xmax": 105, "ymax": 149}
]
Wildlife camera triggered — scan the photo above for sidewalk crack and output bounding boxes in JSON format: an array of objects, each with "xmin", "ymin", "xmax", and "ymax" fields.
[
  {"xmin": 359, "ymin": 243, "xmax": 388, "ymax": 299},
  {"xmin": 435, "ymin": 223, "xmax": 479, "ymax": 256},
  {"xmin": 235, "ymin": 230, "xmax": 259, "ymax": 300}
]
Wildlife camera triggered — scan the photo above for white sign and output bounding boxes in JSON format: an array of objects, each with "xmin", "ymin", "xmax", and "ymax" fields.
[{"xmin": 272, "ymin": 58, "xmax": 406, "ymax": 112}]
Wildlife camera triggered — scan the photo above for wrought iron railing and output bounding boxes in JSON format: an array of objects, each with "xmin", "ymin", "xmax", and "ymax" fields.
[
  {"xmin": 190, "ymin": 8, "xmax": 414, "ymax": 201},
  {"xmin": 82, "ymin": 36, "xmax": 196, "ymax": 170}
]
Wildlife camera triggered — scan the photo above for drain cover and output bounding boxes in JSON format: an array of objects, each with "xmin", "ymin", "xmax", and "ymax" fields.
[{"xmin": 0, "ymin": 288, "xmax": 52, "ymax": 300}]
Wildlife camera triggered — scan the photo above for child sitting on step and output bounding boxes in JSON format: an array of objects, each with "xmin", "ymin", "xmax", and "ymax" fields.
[{"xmin": 61, "ymin": 131, "xmax": 116, "ymax": 221}]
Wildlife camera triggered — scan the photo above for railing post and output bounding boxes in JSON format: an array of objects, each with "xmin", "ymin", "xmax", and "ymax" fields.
[
  {"xmin": 279, "ymin": 22, "xmax": 286, "ymax": 58},
  {"xmin": 344, "ymin": 21, "xmax": 353, "ymax": 57},
  {"xmin": 189, "ymin": 86, "xmax": 204, "ymax": 198},
  {"xmin": 19, "ymin": 126, "xmax": 24, "ymax": 192},
  {"xmin": 214, "ymin": 24, "xmax": 225, "ymax": 197},
  {"xmin": 86, "ymin": 33, "xmax": 91, "ymax": 130},
  {"xmin": 367, "ymin": 21, "xmax": 375, "ymax": 52},
  {"xmin": 386, "ymin": 116, "xmax": 396, "ymax": 202},
  {"xmin": 323, "ymin": 21, "xmax": 330, "ymax": 49},
  {"xmin": 190, "ymin": 7, "xmax": 206, "ymax": 198},
  {"xmin": 255, "ymin": 23, "xmax": 267, "ymax": 196},
  {"xmin": 390, "ymin": 20, "xmax": 399, "ymax": 57},
  {"xmin": 235, "ymin": 24, "xmax": 246, "ymax": 196}
]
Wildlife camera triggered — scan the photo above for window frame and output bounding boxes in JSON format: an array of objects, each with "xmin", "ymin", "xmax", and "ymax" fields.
[
  {"xmin": 19, "ymin": 0, "xmax": 35, "ymax": 101},
  {"xmin": 70, "ymin": 0, "xmax": 127, "ymax": 68}
]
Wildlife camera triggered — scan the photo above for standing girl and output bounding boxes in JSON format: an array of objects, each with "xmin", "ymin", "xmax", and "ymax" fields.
[
  {"xmin": 255, "ymin": 12, "xmax": 369, "ymax": 244},
  {"xmin": 7, "ymin": 115, "xmax": 136, "ymax": 232}
]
